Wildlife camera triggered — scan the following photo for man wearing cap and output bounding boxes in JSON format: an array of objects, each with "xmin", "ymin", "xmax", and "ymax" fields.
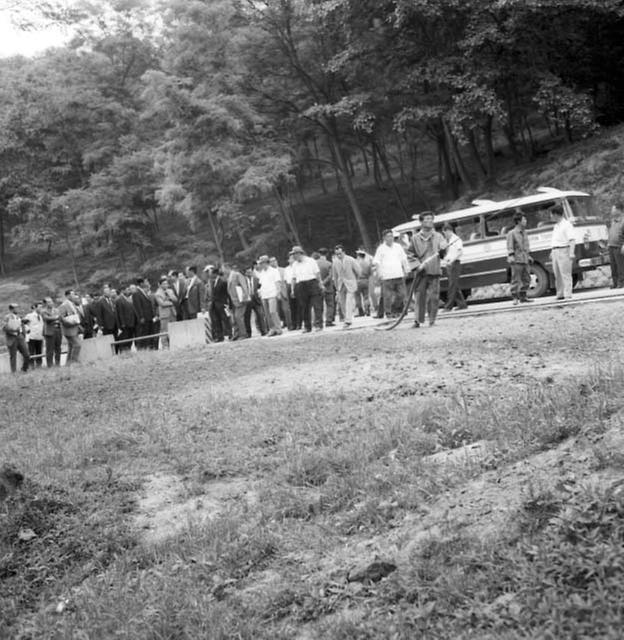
[
  {"xmin": 373, "ymin": 229, "xmax": 409, "ymax": 319},
  {"xmin": 255, "ymin": 255, "xmax": 283, "ymax": 336},
  {"xmin": 316, "ymin": 248, "xmax": 336, "ymax": 327},
  {"xmin": 408, "ymin": 212, "xmax": 448, "ymax": 327},
  {"xmin": 2, "ymin": 303, "xmax": 30, "ymax": 373},
  {"xmin": 550, "ymin": 204, "xmax": 576, "ymax": 300},
  {"xmin": 332, "ymin": 245, "xmax": 361, "ymax": 329},
  {"xmin": 290, "ymin": 246, "xmax": 324, "ymax": 333},
  {"xmin": 355, "ymin": 248, "xmax": 374, "ymax": 316},
  {"xmin": 155, "ymin": 276, "xmax": 178, "ymax": 348}
]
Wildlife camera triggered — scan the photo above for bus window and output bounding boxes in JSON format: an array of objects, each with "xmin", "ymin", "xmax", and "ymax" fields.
[
  {"xmin": 524, "ymin": 201, "xmax": 556, "ymax": 229},
  {"xmin": 567, "ymin": 196, "xmax": 599, "ymax": 222},
  {"xmin": 484, "ymin": 209, "xmax": 515, "ymax": 236},
  {"xmin": 455, "ymin": 219, "xmax": 478, "ymax": 242}
]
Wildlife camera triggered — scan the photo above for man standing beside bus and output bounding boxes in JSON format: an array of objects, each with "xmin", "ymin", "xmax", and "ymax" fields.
[
  {"xmin": 408, "ymin": 212, "xmax": 448, "ymax": 327},
  {"xmin": 373, "ymin": 230, "xmax": 409, "ymax": 318},
  {"xmin": 550, "ymin": 204, "xmax": 576, "ymax": 300},
  {"xmin": 608, "ymin": 201, "xmax": 624, "ymax": 288},
  {"xmin": 507, "ymin": 211, "xmax": 534, "ymax": 305},
  {"xmin": 441, "ymin": 224, "xmax": 467, "ymax": 311}
]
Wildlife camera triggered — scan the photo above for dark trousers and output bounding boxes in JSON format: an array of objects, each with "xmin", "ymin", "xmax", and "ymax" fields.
[
  {"xmin": 510, "ymin": 262, "xmax": 530, "ymax": 299},
  {"xmin": 28, "ymin": 339, "xmax": 43, "ymax": 367},
  {"xmin": 8, "ymin": 335, "xmax": 29, "ymax": 372},
  {"xmin": 381, "ymin": 278, "xmax": 406, "ymax": 317},
  {"xmin": 152, "ymin": 320, "xmax": 161, "ymax": 349},
  {"xmin": 444, "ymin": 261, "xmax": 467, "ymax": 310},
  {"xmin": 231, "ymin": 304, "xmax": 247, "ymax": 339},
  {"xmin": 288, "ymin": 289, "xmax": 300, "ymax": 329},
  {"xmin": 356, "ymin": 279, "xmax": 370, "ymax": 315},
  {"xmin": 323, "ymin": 288, "xmax": 336, "ymax": 325},
  {"xmin": 276, "ymin": 296, "xmax": 292, "ymax": 329},
  {"xmin": 414, "ymin": 274, "xmax": 441, "ymax": 325},
  {"xmin": 244, "ymin": 298, "xmax": 267, "ymax": 336},
  {"xmin": 45, "ymin": 331, "xmax": 62, "ymax": 367},
  {"xmin": 117, "ymin": 327, "xmax": 135, "ymax": 352},
  {"xmin": 295, "ymin": 280, "xmax": 323, "ymax": 331},
  {"xmin": 609, "ymin": 246, "xmax": 624, "ymax": 287},
  {"xmin": 135, "ymin": 320, "xmax": 154, "ymax": 350},
  {"xmin": 211, "ymin": 303, "xmax": 231, "ymax": 341}
]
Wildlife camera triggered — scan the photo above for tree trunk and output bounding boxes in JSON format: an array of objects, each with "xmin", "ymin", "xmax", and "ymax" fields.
[
  {"xmin": 207, "ymin": 209, "xmax": 225, "ymax": 262},
  {"xmin": 326, "ymin": 133, "xmax": 373, "ymax": 252},
  {"xmin": 274, "ymin": 188, "xmax": 302, "ymax": 245},
  {"xmin": 468, "ymin": 129, "xmax": 487, "ymax": 181},
  {"xmin": 482, "ymin": 116, "xmax": 496, "ymax": 180},
  {"xmin": 374, "ymin": 139, "xmax": 409, "ymax": 220},
  {"xmin": 371, "ymin": 142, "xmax": 384, "ymax": 190},
  {"xmin": 64, "ymin": 233, "xmax": 81, "ymax": 292},
  {"xmin": 312, "ymin": 137, "xmax": 328, "ymax": 195},
  {"xmin": 437, "ymin": 135, "xmax": 458, "ymax": 200},
  {"xmin": 443, "ymin": 119, "xmax": 475, "ymax": 191},
  {"xmin": 0, "ymin": 208, "xmax": 6, "ymax": 275}
]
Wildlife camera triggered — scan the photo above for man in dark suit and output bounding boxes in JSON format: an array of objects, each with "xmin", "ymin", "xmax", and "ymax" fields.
[
  {"xmin": 80, "ymin": 293, "xmax": 99, "ymax": 339},
  {"xmin": 171, "ymin": 271, "xmax": 188, "ymax": 320},
  {"xmin": 185, "ymin": 266, "xmax": 205, "ymax": 319},
  {"xmin": 95, "ymin": 285, "xmax": 118, "ymax": 337},
  {"xmin": 244, "ymin": 265, "xmax": 267, "ymax": 337},
  {"xmin": 210, "ymin": 268, "xmax": 231, "ymax": 342},
  {"xmin": 115, "ymin": 286, "xmax": 137, "ymax": 352},
  {"xmin": 132, "ymin": 278, "xmax": 155, "ymax": 350}
]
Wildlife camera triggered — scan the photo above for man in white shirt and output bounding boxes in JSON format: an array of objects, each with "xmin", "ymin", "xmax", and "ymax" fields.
[
  {"xmin": 373, "ymin": 229, "xmax": 409, "ymax": 318},
  {"xmin": 255, "ymin": 255, "xmax": 283, "ymax": 336},
  {"xmin": 290, "ymin": 246, "xmax": 324, "ymax": 332},
  {"xmin": 25, "ymin": 301, "xmax": 45, "ymax": 367},
  {"xmin": 441, "ymin": 224, "xmax": 468, "ymax": 311},
  {"xmin": 550, "ymin": 205, "xmax": 576, "ymax": 300},
  {"xmin": 270, "ymin": 256, "xmax": 292, "ymax": 330}
]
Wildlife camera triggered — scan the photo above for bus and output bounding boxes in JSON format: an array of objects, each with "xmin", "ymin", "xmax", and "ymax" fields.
[{"xmin": 392, "ymin": 187, "xmax": 610, "ymax": 299}]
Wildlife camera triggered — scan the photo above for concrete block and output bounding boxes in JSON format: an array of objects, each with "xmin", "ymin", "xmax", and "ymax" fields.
[
  {"xmin": 169, "ymin": 317, "xmax": 207, "ymax": 351},
  {"xmin": 81, "ymin": 334, "xmax": 115, "ymax": 362},
  {"xmin": 0, "ymin": 353, "xmax": 12, "ymax": 374}
]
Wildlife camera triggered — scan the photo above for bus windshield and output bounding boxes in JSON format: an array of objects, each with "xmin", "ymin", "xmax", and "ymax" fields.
[{"xmin": 567, "ymin": 196, "xmax": 599, "ymax": 222}]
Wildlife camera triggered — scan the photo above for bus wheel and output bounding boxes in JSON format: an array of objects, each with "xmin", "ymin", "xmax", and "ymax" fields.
[
  {"xmin": 461, "ymin": 289, "xmax": 471, "ymax": 301},
  {"xmin": 528, "ymin": 264, "xmax": 549, "ymax": 298}
]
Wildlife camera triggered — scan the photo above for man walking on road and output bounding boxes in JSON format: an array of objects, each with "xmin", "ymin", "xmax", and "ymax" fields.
[
  {"xmin": 507, "ymin": 211, "xmax": 534, "ymax": 305},
  {"xmin": 408, "ymin": 212, "xmax": 448, "ymax": 327},
  {"xmin": 373, "ymin": 230, "xmax": 409, "ymax": 318},
  {"xmin": 332, "ymin": 245, "xmax": 361, "ymax": 329},
  {"xmin": 550, "ymin": 205, "xmax": 576, "ymax": 300},
  {"xmin": 316, "ymin": 248, "xmax": 335, "ymax": 327},
  {"xmin": 607, "ymin": 201, "xmax": 624, "ymax": 288},
  {"xmin": 291, "ymin": 246, "xmax": 324, "ymax": 333}
]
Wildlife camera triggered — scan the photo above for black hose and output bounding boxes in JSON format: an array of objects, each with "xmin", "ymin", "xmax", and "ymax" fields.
[{"xmin": 376, "ymin": 272, "xmax": 421, "ymax": 331}]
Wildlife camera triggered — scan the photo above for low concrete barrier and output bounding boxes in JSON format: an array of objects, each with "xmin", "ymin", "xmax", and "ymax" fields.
[
  {"xmin": 81, "ymin": 334, "xmax": 115, "ymax": 363},
  {"xmin": 169, "ymin": 317, "xmax": 206, "ymax": 351}
]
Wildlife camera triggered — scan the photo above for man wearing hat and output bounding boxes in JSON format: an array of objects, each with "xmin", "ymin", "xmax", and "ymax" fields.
[
  {"xmin": 290, "ymin": 246, "xmax": 324, "ymax": 333},
  {"xmin": 2, "ymin": 303, "xmax": 30, "ymax": 373},
  {"xmin": 255, "ymin": 255, "xmax": 283, "ymax": 336},
  {"xmin": 550, "ymin": 204, "xmax": 576, "ymax": 300}
]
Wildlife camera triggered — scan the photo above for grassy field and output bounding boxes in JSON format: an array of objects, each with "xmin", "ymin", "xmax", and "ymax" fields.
[{"xmin": 2, "ymin": 302, "xmax": 624, "ymax": 639}]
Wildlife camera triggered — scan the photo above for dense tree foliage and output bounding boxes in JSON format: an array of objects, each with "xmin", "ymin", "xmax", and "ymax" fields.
[{"xmin": 1, "ymin": 0, "xmax": 623, "ymax": 274}]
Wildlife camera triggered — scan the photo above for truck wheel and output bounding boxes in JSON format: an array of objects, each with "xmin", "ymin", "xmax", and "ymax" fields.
[{"xmin": 528, "ymin": 263, "xmax": 549, "ymax": 298}]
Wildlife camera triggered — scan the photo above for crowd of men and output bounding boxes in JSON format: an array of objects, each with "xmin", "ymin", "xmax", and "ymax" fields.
[{"xmin": 5, "ymin": 203, "xmax": 619, "ymax": 374}]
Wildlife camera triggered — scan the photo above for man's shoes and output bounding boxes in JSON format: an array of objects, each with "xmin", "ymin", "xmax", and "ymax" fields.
[
  {"xmin": 519, "ymin": 297, "xmax": 534, "ymax": 303},
  {"xmin": 325, "ymin": 322, "xmax": 335, "ymax": 327},
  {"xmin": 442, "ymin": 307, "xmax": 453, "ymax": 313},
  {"xmin": 512, "ymin": 298, "xmax": 519, "ymax": 305},
  {"xmin": 342, "ymin": 323, "xmax": 352, "ymax": 330},
  {"xmin": 301, "ymin": 328, "xmax": 311, "ymax": 333},
  {"xmin": 412, "ymin": 321, "xmax": 420, "ymax": 328},
  {"xmin": 555, "ymin": 296, "xmax": 564, "ymax": 300},
  {"xmin": 429, "ymin": 320, "xmax": 435, "ymax": 326},
  {"xmin": 313, "ymin": 327, "xmax": 323, "ymax": 332}
]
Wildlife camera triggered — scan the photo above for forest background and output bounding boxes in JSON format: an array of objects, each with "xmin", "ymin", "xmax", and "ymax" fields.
[{"xmin": 1, "ymin": 0, "xmax": 624, "ymax": 292}]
